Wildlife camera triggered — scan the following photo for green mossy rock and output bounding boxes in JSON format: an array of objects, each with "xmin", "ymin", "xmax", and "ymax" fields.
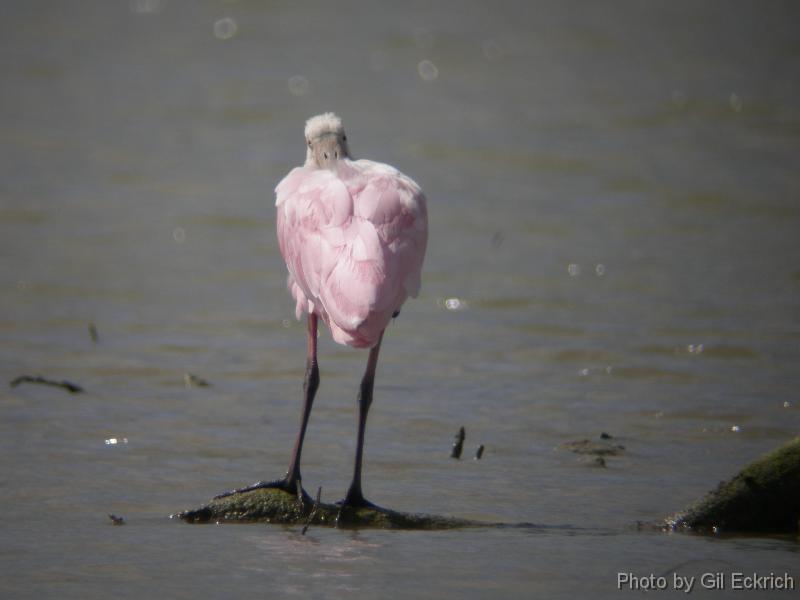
[
  {"xmin": 667, "ymin": 437, "xmax": 800, "ymax": 534},
  {"xmin": 176, "ymin": 439, "xmax": 800, "ymax": 533},
  {"xmin": 175, "ymin": 487, "xmax": 477, "ymax": 530}
]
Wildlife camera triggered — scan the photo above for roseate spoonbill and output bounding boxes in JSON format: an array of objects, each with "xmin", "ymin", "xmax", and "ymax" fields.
[{"xmin": 220, "ymin": 113, "xmax": 427, "ymax": 509}]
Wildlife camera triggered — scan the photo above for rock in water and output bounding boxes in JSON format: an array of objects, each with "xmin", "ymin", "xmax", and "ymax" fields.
[
  {"xmin": 667, "ymin": 437, "xmax": 800, "ymax": 534},
  {"xmin": 175, "ymin": 487, "xmax": 477, "ymax": 530}
]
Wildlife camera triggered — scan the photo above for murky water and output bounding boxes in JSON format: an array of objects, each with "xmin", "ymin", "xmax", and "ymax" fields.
[{"xmin": 2, "ymin": 1, "xmax": 799, "ymax": 598}]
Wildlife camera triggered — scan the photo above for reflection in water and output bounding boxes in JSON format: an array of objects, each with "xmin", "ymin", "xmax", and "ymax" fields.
[
  {"xmin": 288, "ymin": 75, "xmax": 311, "ymax": 97},
  {"xmin": 243, "ymin": 530, "xmax": 380, "ymax": 595},
  {"xmin": 417, "ymin": 59, "xmax": 439, "ymax": 82},
  {"xmin": 213, "ymin": 17, "xmax": 238, "ymax": 41}
]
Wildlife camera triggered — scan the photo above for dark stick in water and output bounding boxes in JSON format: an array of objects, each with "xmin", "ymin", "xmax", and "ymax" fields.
[
  {"xmin": 301, "ymin": 487, "xmax": 323, "ymax": 535},
  {"xmin": 9, "ymin": 375, "xmax": 84, "ymax": 394},
  {"xmin": 450, "ymin": 426, "xmax": 465, "ymax": 459}
]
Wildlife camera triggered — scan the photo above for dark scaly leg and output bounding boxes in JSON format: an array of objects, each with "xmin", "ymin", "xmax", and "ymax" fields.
[
  {"xmin": 216, "ymin": 314, "xmax": 320, "ymax": 503},
  {"xmin": 284, "ymin": 312, "xmax": 321, "ymax": 488},
  {"xmin": 340, "ymin": 329, "xmax": 384, "ymax": 509}
]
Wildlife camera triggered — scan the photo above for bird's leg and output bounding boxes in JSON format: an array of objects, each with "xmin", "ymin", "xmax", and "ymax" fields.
[
  {"xmin": 284, "ymin": 312, "xmax": 320, "ymax": 493},
  {"xmin": 340, "ymin": 330, "xmax": 384, "ymax": 510},
  {"xmin": 215, "ymin": 314, "xmax": 319, "ymax": 503}
]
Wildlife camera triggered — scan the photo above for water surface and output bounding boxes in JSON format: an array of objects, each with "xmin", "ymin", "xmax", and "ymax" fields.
[{"xmin": 1, "ymin": 1, "xmax": 799, "ymax": 598}]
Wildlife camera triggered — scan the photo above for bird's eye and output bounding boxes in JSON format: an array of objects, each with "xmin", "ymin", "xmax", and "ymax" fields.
[
  {"xmin": 307, "ymin": 140, "xmax": 312, "ymax": 147},
  {"xmin": 342, "ymin": 135, "xmax": 347, "ymax": 141}
]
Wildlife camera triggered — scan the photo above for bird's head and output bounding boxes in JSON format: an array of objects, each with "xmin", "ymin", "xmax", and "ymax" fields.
[{"xmin": 304, "ymin": 112, "xmax": 350, "ymax": 169}]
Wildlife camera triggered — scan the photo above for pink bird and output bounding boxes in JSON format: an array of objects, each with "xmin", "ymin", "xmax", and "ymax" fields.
[{"xmin": 221, "ymin": 113, "xmax": 427, "ymax": 509}]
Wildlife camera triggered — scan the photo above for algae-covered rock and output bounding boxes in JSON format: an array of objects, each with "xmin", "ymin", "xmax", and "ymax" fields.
[
  {"xmin": 175, "ymin": 487, "xmax": 477, "ymax": 530},
  {"xmin": 667, "ymin": 437, "xmax": 800, "ymax": 534},
  {"xmin": 559, "ymin": 438, "xmax": 626, "ymax": 457}
]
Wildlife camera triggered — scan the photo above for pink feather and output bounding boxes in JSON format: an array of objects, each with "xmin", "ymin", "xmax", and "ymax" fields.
[{"xmin": 276, "ymin": 159, "xmax": 428, "ymax": 348}]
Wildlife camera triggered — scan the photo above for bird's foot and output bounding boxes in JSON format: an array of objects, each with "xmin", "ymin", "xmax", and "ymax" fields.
[
  {"xmin": 214, "ymin": 477, "xmax": 312, "ymax": 506},
  {"xmin": 334, "ymin": 491, "xmax": 383, "ymax": 527},
  {"xmin": 336, "ymin": 488, "xmax": 380, "ymax": 511}
]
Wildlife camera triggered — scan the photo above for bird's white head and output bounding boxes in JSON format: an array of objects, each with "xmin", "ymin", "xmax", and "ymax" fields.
[{"xmin": 304, "ymin": 112, "xmax": 350, "ymax": 169}]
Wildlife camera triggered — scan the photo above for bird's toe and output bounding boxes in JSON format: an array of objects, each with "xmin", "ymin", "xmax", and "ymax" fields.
[{"xmin": 214, "ymin": 477, "xmax": 310, "ymax": 503}]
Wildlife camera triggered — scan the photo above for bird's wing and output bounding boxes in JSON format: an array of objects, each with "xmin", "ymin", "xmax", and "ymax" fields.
[
  {"xmin": 275, "ymin": 161, "xmax": 427, "ymax": 348},
  {"xmin": 320, "ymin": 160, "xmax": 427, "ymax": 345},
  {"xmin": 347, "ymin": 160, "xmax": 428, "ymax": 300},
  {"xmin": 276, "ymin": 166, "xmax": 353, "ymax": 320}
]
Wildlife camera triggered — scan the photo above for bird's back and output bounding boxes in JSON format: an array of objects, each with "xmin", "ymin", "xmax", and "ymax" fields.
[{"xmin": 276, "ymin": 159, "xmax": 427, "ymax": 348}]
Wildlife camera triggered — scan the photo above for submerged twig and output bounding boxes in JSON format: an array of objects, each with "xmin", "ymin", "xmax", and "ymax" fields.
[
  {"xmin": 9, "ymin": 375, "xmax": 84, "ymax": 394},
  {"xmin": 184, "ymin": 373, "xmax": 211, "ymax": 388},
  {"xmin": 560, "ymin": 438, "xmax": 625, "ymax": 456},
  {"xmin": 450, "ymin": 426, "xmax": 465, "ymax": 459},
  {"xmin": 295, "ymin": 478, "xmax": 305, "ymax": 511},
  {"xmin": 301, "ymin": 486, "xmax": 322, "ymax": 535}
]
